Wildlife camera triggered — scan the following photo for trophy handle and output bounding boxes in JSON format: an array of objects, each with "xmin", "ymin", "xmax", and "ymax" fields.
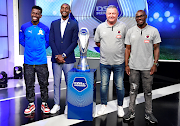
[{"xmin": 78, "ymin": 39, "xmax": 89, "ymax": 53}]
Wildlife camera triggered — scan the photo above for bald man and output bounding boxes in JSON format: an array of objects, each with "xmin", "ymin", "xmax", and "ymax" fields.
[
  {"xmin": 49, "ymin": 3, "xmax": 79, "ymax": 114},
  {"xmin": 123, "ymin": 10, "xmax": 161, "ymax": 124}
]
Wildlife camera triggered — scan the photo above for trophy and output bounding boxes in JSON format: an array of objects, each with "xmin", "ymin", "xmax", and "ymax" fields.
[{"xmin": 76, "ymin": 27, "xmax": 90, "ymax": 71}]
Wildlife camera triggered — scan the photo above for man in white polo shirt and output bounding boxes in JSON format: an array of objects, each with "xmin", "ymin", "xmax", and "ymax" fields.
[
  {"xmin": 94, "ymin": 5, "xmax": 127, "ymax": 117},
  {"xmin": 123, "ymin": 10, "xmax": 161, "ymax": 124}
]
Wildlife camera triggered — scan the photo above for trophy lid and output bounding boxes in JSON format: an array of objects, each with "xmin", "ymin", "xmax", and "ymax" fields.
[{"xmin": 78, "ymin": 27, "xmax": 90, "ymax": 53}]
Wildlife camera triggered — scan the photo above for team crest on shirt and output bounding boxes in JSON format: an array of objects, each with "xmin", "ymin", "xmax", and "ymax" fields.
[
  {"xmin": 145, "ymin": 35, "xmax": 150, "ymax": 39},
  {"xmin": 38, "ymin": 29, "xmax": 44, "ymax": 35},
  {"xmin": 116, "ymin": 30, "xmax": 121, "ymax": 38}
]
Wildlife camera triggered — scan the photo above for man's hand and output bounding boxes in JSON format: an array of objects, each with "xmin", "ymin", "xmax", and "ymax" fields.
[
  {"xmin": 125, "ymin": 66, "xmax": 130, "ymax": 75},
  {"xmin": 55, "ymin": 55, "xmax": 66, "ymax": 63},
  {"xmin": 150, "ymin": 65, "xmax": 157, "ymax": 75},
  {"xmin": 95, "ymin": 42, "xmax": 100, "ymax": 47},
  {"xmin": 151, "ymin": 43, "xmax": 160, "ymax": 75}
]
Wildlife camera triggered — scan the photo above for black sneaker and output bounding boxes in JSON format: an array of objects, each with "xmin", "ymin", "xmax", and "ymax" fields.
[
  {"xmin": 145, "ymin": 113, "xmax": 158, "ymax": 123},
  {"xmin": 24, "ymin": 103, "xmax": 35, "ymax": 114},
  {"xmin": 123, "ymin": 111, "xmax": 135, "ymax": 120}
]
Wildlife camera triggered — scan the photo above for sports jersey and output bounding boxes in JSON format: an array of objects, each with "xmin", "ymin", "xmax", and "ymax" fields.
[
  {"xmin": 19, "ymin": 21, "xmax": 49, "ymax": 65},
  {"xmin": 125, "ymin": 24, "xmax": 161, "ymax": 70}
]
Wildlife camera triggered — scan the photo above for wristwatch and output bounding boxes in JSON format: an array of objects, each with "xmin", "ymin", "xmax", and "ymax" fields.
[
  {"xmin": 62, "ymin": 53, "xmax": 66, "ymax": 58},
  {"xmin": 55, "ymin": 55, "xmax": 58, "ymax": 59},
  {"xmin": 154, "ymin": 62, "xmax": 159, "ymax": 67}
]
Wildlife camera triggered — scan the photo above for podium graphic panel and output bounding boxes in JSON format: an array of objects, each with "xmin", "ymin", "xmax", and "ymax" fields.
[{"xmin": 67, "ymin": 68, "xmax": 96, "ymax": 121}]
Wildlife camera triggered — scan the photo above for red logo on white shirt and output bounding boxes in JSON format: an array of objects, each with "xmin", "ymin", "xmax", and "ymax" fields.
[
  {"xmin": 145, "ymin": 35, "xmax": 150, "ymax": 39},
  {"xmin": 144, "ymin": 40, "xmax": 150, "ymax": 43},
  {"xmin": 116, "ymin": 35, "xmax": 122, "ymax": 38}
]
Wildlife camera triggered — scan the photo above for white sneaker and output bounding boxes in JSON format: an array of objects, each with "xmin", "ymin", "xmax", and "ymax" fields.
[
  {"xmin": 118, "ymin": 106, "xmax": 124, "ymax": 117},
  {"xmin": 41, "ymin": 102, "xmax": 50, "ymax": 113},
  {"xmin": 97, "ymin": 105, "xmax": 107, "ymax": 115},
  {"xmin": 64, "ymin": 105, "xmax": 67, "ymax": 114},
  {"xmin": 50, "ymin": 104, "xmax": 60, "ymax": 114}
]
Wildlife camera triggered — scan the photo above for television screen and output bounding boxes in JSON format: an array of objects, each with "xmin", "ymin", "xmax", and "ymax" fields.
[
  {"xmin": 0, "ymin": 37, "xmax": 8, "ymax": 59},
  {"xmin": 0, "ymin": 0, "xmax": 8, "ymax": 59},
  {"xmin": 35, "ymin": 0, "xmax": 180, "ymax": 60},
  {"xmin": 0, "ymin": 16, "xmax": 7, "ymax": 36},
  {"xmin": 0, "ymin": 0, "xmax": 7, "ymax": 15}
]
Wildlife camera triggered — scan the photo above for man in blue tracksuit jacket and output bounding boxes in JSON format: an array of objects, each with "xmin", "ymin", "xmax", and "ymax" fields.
[{"xmin": 19, "ymin": 5, "xmax": 50, "ymax": 114}]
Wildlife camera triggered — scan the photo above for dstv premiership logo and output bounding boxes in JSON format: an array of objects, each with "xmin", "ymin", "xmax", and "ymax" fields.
[
  {"xmin": 92, "ymin": 0, "xmax": 123, "ymax": 23},
  {"xmin": 72, "ymin": 77, "xmax": 88, "ymax": 92},
  {"xmin": 95, "ymin": 6, "xmax": 108, "ymax": 15}
]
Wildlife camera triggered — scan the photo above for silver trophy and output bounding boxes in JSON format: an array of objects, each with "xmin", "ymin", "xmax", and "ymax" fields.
[{"xmin": 76, "ymin": 27, "xmax": 90, "ymax": 71}]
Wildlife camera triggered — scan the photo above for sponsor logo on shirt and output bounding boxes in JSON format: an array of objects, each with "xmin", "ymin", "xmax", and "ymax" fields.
[
  {"xmin": 28, "ymin": 30, "xmax": 32, "ymax": 34},
  {"xmin": 144, "ymin": 40, "xmax": 150, "ymax": 43},
  {"xmin": 116, "ymin": 35, "xmax": 122, "ymax": 38}
]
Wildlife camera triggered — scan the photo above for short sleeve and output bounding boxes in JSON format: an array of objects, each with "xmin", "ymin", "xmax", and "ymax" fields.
[
  {"xmin": 153, "ymin": 28, "xmax": 161, "ymax": 44},
  {"xmin": 94, "ymin": 26, "xmax": 101, "ymax": 43},
  {"xmin": 125, "ymin": 29, "xmax": 131, "ymax": 45}
]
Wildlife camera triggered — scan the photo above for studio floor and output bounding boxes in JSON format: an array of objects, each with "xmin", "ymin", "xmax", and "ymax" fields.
[{"xmin": 0, "ymin": 76, "xmax": 180, "ymax": 126}]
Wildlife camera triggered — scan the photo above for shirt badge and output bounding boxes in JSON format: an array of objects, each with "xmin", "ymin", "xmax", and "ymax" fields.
[
  {"xmin": 38, "ymin": 29, "xmax": 44, "ymax": 35},
  {"xmin": 145, "ymin": 35, "xmax": 150, "ymax": 39},
  {"xmin": 116, "ymin": 35, "xmax": 121, "ymax": 38},
  {"xmin": 144, "ymin": 40, "xmax": 150, "ymax": 43}
]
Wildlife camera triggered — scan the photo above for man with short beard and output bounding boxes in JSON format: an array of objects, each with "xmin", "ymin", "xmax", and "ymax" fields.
[
  {"xmin": 19, "ymin": 5, "xmax": 50, "ymax": 114},
  {"xmin": 123, "ymin": 10, "xmax": 161, "ymax": 124},
  {"xmin": 49, "ymin": 3, "xmax": 79, "ymax": 114}
]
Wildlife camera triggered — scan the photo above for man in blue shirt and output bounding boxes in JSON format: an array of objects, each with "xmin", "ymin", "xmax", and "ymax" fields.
[{"xmin": 19, "ymin": 5, "xmax": 50, "ymax": 114}]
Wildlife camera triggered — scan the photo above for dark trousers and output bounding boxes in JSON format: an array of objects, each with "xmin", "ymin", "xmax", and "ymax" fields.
[
  {"xmin": 24, "ymin": 64, "xmax": 49, "ymax": 103},
  {"xmin": 129, "ymin": 69, "xmax": 153, "ymax": 114}
]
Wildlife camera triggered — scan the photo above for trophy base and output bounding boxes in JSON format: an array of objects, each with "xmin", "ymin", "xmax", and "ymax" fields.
[
  {"xmin": 76, "ymin": 68, "xmax": 90, "ymax": 72},
  {"xmin": 76, "ymin": 57, "xmax": 90, "ymax": 72}
]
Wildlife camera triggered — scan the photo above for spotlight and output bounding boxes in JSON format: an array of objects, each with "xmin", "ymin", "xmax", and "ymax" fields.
[
  {"xmin": 0, "ymin": 71, "xmax": 8, "ymax": 88},
  {"xmin": 14, "ymin": 66, "xmax": 23, "ymax": 79}
]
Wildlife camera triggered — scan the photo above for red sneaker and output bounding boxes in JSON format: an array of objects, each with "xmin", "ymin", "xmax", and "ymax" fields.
[
  {"xmin": 41, "ymin": 103, "xmax": 50, "ymax": 113},
  {"xmin": 24, "ymin": 103, "xmax": 35, "ymax": 114}
]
